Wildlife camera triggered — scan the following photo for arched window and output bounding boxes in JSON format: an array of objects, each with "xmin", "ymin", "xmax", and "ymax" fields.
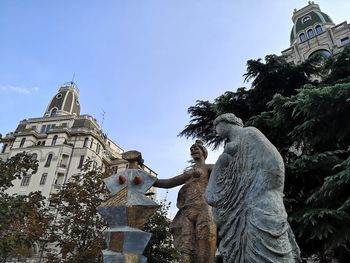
[
  {"xmin": 19, "ymin": 138, "xmax": 26, "ymax": 148},
  {"xmin": 52, "ymin": 135, "xmax": 58, "ymax": 146},
  {"xmin": 83, "ymin": 137, "xmax": 89, "ymax": 147},
  {"xmin": 1, "ymin": 144, "xmax": 7, "ymax": 153},
  {"xmin": 45, "ymin": 154, "xmax": 53, "ymax": 167},
  {"xmin": 315, "ymin": 25, "xmax": 323, "ymax": 34},
  {"xmin": 302, "ymin": 16, "xmax": 311, "ymax": 23},
  {"xmin": 90, "ymin": 138, "xmax": 94, "ymax": 149},
  {"xmin": 307, "ymin": 29, "xmax": 315, "ymax": 39},
  {"xmin": 309, "ymin": 49, "xmax": 332, "ymax": 58},
  {"xmin": 299, "ymin": 33, "xmax": 306, "ymax": 42},
  {"xmin": 50, "ymin": 108, "xmax": 58, "ymax": 117}
]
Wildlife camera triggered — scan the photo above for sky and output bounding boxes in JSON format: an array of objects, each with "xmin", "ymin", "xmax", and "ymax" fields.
[{"xmin": 0, "ymin": 0, "xmax": 349, "ymax": 217}]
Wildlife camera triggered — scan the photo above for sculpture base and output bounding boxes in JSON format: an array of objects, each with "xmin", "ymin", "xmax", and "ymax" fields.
[{"xmin": 102, "ymin": 250, "xmax": 147, "ymax": 263}]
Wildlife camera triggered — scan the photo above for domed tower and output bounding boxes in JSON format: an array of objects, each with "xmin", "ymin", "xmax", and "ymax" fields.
[
  {"xmin": 282, "ymin": 2, "xmax": 350, "ymax": 64},
  {"xmin": 290, "ymin": 1, "xmax": 334, "ymax": 46},
  {"xmin": 44, "ymin": 81, "xmax": 81, "ymax": 117}
]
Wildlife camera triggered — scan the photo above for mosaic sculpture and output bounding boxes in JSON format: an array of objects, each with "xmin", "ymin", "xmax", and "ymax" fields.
[{"xmin": 97, "ymin": 151, "xmax": 159, "ymax": 263}]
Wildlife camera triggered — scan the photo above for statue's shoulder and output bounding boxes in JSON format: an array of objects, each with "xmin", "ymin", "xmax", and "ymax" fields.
[{"xmin": 243, "ymin": 126, "xmax": 261, "ymax": 137}]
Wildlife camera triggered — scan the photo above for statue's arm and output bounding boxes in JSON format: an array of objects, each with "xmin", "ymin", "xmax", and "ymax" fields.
[{"xmin": 153, "ymin": 173, "xmax": 187, "ymax": 189}]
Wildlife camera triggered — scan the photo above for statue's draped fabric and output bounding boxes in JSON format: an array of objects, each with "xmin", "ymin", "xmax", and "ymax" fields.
[{"xmin": 206, "ymin": 127, "xmax": 300, "ymax": 263}]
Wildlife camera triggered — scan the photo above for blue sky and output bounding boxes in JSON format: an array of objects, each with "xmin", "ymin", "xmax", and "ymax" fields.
[{"xmin": 1, "ymin": 0, "xmax": 349, "ymax": 217}]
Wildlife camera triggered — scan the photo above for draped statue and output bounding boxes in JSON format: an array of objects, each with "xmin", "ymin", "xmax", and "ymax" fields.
[{"xmin": 206, "ymin": 113, "xmax": 300, "ymax": 263}]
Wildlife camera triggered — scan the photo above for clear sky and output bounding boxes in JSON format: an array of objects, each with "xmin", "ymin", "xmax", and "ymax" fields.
[{"xmin": 0, "ymin": 0, "xmax": 349, "ymax": 217}]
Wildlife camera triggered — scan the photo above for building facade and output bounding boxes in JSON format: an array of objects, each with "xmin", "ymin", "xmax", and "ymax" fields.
[
  {"xmin": 0, "ymin": 81, "xmax": 156, "ymax": 201},
  {"xmin": 282, "ymin": 1, "xmax": 350, "ymax": 63}
]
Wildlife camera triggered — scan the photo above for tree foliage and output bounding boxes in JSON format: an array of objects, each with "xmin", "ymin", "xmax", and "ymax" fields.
[
  {"xmin": 48, "ymin": 160, "xmax": 108, "ymax": 263},
  {"xmin": 143, "ymin": 199, "xmax": 180, "ymax": 263},
  {"xmin": 180, "ymin": 46, "xmax": 350, "ymax": 261},
  {"xmin": 0, "ymin": 151, "xmax": 51, "ymax": 263}
]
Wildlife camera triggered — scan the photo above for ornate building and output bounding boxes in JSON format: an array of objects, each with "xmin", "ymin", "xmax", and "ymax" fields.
[
  {"xmin": 0, "ymin": 81, "xmax": 156, "ymax": 200},
  {"xmin": 282, "ymin": 1, "xmax": 350, "ymax": 63}
]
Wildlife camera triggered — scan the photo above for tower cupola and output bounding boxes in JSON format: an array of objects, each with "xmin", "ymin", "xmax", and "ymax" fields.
[
  {"xmin": 44, "ymin": 81, "xmax": 81, "ymax": 117},
  {"xmin": 290, "ymin": 1, "xmax": 335, "ymax": 45}
]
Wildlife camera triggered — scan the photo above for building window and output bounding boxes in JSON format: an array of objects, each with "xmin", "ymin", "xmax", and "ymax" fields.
[
  {"xmin": 42, "ymin": 141, "xmax": 46, "ymax": 146},
  {"xmin": 19, "ymin": 138, "xmax": 26, "ymax": 148},
  {"xmin": 307, "ymin": 29, "xmax": 315, "ymax": 39},
  {"xmin": 315, "ymin": 25, "xmax": 323, "ymax": 34},
  {"xmin": 41, "ymin": 124, "xmax": 56, "ymax": 133},
  {"xmin": 302, "ymin": 16, "xmax": 311, "ymax": 23},
  {"xmin": 56, "ymin": 93, "xmax": 62, "ymax": 99},
  {"xmin": 90, "ymin": 139, "xmax": 94, "ymax": 149},
  {"xmin": 78, "ymin": 155, "xmax": 85, "ymax": 168},
  {"xmin": 83, "ymin": 137, "xmax": 89, "ymax": 147},
  {"xmin": 45, "ymin": 154, "xmax": 53, "ymax": 167},
  {"xmin": 60, "ymin": 154, "xmax": 69, "ymax": 168},
  {"xmin": 50, "ymin": 108, "xmax": 58, "ymax": 117},
  {"xmin": 52, "ymin": 135, "xmax": 58, "ymax": 146},
  {"xmin": 1, "ymin": 144, "xmax": 7, "ymax": 153},
  {"xmin": 20, "ymin": 174, "xmax": 31, "ymax": 186},
  {"xmin": 40, "ymin": 173, "xmax": 48, "ymax": 185},
  {"xmin": 96, "ymin": 144, "xmax": 100, "ymax": 155},
  {"xmin": 299, "ymin": 33, "xmax": 306, "ymax": 42},
  {"xmin": 341, "ymin": 37, "xmax": 350, "ymax": 46}
]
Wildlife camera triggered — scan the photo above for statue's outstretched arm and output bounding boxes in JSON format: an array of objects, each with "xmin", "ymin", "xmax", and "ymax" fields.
[{"xmin": 153, "ymin": 173, "xmax": 187, "ymax": 189}]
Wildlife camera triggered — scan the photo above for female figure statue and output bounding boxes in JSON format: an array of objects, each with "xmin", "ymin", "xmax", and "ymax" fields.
[
  {"xmin": 206, "ymin": 113, "xmax": 300, "ymax": 263},
  {"xmin": 153, "ymin": 140, "xmax": 217, "ymax": 263}
]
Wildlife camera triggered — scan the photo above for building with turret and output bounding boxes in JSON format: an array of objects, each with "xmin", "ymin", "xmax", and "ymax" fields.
[
  {"xmin": 282, "ymin": 1, "xmax": 350, "ymax": 63},
  {"xmin": 0, "ymin": 81, "xmax": 156, "ymax": 200}
]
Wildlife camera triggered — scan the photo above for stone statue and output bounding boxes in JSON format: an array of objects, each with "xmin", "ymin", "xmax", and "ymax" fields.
[
  {"xmin": 206, "ymin": 113, "xmax": 301, "ymax": 263},
  {"xmin": 153, "ymin": 140, "xmax": 217, "ymax": 263}
]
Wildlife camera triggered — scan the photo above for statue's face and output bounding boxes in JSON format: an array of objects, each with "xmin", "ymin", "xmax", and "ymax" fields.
[
  {"xmin": 215, "ymin": 121, "xmax": 230, "ymax": 138},
  {"xmin": 190, "ymin": 145, "xmax": 204, "ymax": 160}
]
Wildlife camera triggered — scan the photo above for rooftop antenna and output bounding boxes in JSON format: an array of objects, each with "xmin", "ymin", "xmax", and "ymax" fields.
[
  {"xmin": 101, "ymin": 109, "xmax": 106, "ymax": 129},
  {"xmin": 71, "ymin": 72, "xmax": 76, "ymax": 84}
]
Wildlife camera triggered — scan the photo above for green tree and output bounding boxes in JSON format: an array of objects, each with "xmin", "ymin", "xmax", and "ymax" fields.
[
  {"xmin": 0, "ymin": 150, "xmax": 51, "ymax": 263},
  {"xmin": 180, "ymin": 54, "xmax": 319, "ymax": 148},
  {"xmin": 48, "ymin": 160, "xmax": 108, "ymax": 263},
  {"xmin": 250, "ymin": 82, "xmax": 350, "ymax": 262},
  {"xmin": 180, "ymin": 47, "xmax": 350, "ymax": 261},
  {"xmin": 143, "ymin": 199, "xmax": 180, "ymax": 263}
]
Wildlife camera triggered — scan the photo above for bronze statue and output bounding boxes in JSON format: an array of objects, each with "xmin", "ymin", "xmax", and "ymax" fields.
[
  {"xmin": 153, "ymin": 140, "xmax": 217, "ymax": 263},
  {"xmin": 206, "ymin": 113, "xmax": 300, "ymax": 263}
]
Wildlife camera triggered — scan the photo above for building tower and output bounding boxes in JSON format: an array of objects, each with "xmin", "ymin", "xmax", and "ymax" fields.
[
  {"xmin": 282, "ymin": 1, "xmax": 350, "ymax": 63},
  {"xmin": 0, "ymin": 81, "xmax": 156, "ymax": 201}
]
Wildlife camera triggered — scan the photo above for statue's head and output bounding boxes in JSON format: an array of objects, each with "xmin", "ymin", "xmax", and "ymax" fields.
[
  {"xmin": 190, "ymin": 139, "xmax": 208, "ymax": 160},
  {"xmin": 213, "ymin": 113, "xmax": 243, "ymax": 127},
  {"xmin": 213, "ymin": 113, "xmax": 243, "ymax": 138}
]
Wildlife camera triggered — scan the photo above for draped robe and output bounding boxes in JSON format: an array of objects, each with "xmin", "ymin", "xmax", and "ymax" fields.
[{"xmin": 206, "ymin": 127, "xmax": 300, "ymax": 263}]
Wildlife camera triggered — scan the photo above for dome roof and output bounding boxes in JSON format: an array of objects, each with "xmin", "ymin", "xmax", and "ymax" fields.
[
  {"xmin": 290, "ymin": 2, "xmax": 335, "ymax": 45},
  {"xmin": 44, "ymin": 81, "xmax": 81, "ymax": 117}
]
